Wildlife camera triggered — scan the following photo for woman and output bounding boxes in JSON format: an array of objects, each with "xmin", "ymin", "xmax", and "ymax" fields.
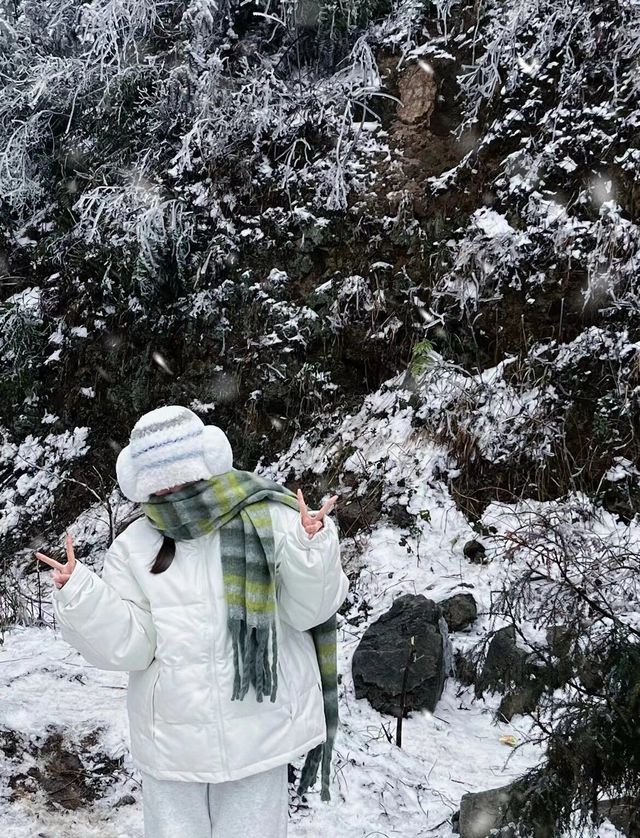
[{"xmin": 35, "ymin": 405, "xmax": 349, "ymax": 838}]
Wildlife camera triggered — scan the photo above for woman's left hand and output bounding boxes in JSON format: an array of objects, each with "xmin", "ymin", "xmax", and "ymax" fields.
[{"xmin": 297, "ymin": 489, "xmax": 338, "ymax": 539}]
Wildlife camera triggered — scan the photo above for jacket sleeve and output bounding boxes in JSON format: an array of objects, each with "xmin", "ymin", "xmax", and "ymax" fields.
[
  {"xmin": 271, "ymin": 502, "xmax": 349, "ymax": 632},
  {"xmin": 51, "ymin": 532, "xmax": 157, "ymax": 672}
]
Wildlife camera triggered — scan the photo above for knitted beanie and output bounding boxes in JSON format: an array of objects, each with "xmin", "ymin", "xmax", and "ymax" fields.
[{"xmin": 116, "ymin": 405, "xmax": 233, "ymax": 502}]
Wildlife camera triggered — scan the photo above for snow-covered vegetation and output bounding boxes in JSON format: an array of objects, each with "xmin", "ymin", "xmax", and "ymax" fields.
[{"xmin": 1, "ymin": 0, "xmax": 639, "ymax": 835}]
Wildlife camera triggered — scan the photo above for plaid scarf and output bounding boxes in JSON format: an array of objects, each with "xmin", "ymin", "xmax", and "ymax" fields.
[{"xmin": 140, "ymin": 468, "xmax": 338, "ymax": 802}]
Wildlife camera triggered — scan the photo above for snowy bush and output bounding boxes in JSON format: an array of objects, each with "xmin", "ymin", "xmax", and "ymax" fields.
[
  {"xmin": 474, "ymin": 496, "xmax": 640, "ymax": 835},
  {"xmin": 0, "ymin": 425, "xmax": 90, "ymax": 542}
]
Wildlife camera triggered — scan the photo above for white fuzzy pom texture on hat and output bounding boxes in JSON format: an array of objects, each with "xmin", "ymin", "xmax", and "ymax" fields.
[{"xmin": 116, "ymin": 405, "xmax": 233, "ymax": 502}]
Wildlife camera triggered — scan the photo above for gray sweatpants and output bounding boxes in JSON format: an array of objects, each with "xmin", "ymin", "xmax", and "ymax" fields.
[{"xmin": 141, "ymin": 762, "xmax": 289, "ymax": 838}]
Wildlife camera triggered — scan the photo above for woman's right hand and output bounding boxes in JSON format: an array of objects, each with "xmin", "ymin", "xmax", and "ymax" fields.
[{"xmin": 35, "ymin": 533, "xmax": 76, "ymax": 589}]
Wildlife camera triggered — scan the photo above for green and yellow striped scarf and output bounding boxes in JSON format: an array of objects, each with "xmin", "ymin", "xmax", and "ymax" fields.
[{"xmin": 141, "ymin": 468, "xmax": 338, "ymax": 802}]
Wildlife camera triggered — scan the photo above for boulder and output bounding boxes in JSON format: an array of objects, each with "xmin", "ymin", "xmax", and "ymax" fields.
[
  {"xmin": 545, "ymin": 624, "xmax": 575, "ymax": 684},
  {"xmin": 456, "ymin": 781, "xmax": 555, "ymax": 838},
  {"xmin": 338, "ymin": 473, "xmax": 383, "ymax": 535},
  {"xmin": 457, "ymin": 784, "xmax": 516, "ymax": 838},
  {"xmin": 352, "ymin": 593, "xmax": 449, "ymax": 716},
  {"xmin": 454, "ymin": 649, "xmax": 478, "ymax": 686},
  {"xmin": 476, "ymin": 626, "xmax": 547, "ymax": 721},
  {"xmin": 440, "ymin": 593, "xmax": 477, "ymax": 631},
  {"xmin": 497, "ymin": 690, "xmax": 541, "ymax": 721},
  {"xmin": 475, "ymin": 626, "xmax": 528, "ymax": 697},
  {"xmin": 463, "ymin": 540, "xmax": 487, "ymax": 564},
  {"xmin": 545, "ymin": 624, "xmax": 573, "ymax": 659},
  {"xmin": 397, "ymin": 62, "xmax": 437, "ymax": 125}
]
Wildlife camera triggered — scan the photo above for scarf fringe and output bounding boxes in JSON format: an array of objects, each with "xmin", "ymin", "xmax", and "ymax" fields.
[
  {"xmin": 230, "ymin": 619, "xmax": 278, "ymax": 704},
  {"xmin": 233, "ymin": 617, "xmax": 332, "ymax": 800},
  {"xmin": 255, "ymin": 627, "xmax": 267, "ymax": 701},
  {"xmin": 230, "ymin": 622, "xmax": 242, "ymax": 700},
  {"xmin": 297, "ymin": 738, "xmax": 333, "ymax": 802},
  {"xmin": 232, "ymin": 614, "xmax": 335, "ymax": 802},
  {"xmin": 270, "ymin": 621, "xmax": 278, "ymax": 701}
]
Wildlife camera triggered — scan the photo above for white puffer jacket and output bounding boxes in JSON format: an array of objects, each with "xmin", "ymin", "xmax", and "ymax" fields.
[{"xmin": 51, "ymin": 502, "xmax": 349, "ymax": 783}]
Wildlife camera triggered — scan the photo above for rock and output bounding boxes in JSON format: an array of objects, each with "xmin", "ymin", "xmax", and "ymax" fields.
[
  {"xmin": 458, "ymin": 784, "xmax": 516, "ymax": 838},
  {"xmin": 599, "ymin": 797, "xmax": 640, "ymax": 836},
  {"xmin": 475, "ymin": 626, "xmax": 528, "ymax": 697},
  {"xmin": 352, "ymin": 593, "xmax": 448, "ymax": 716},
  {"xmin": 387, "ymin": 503, "xmax": 414, "ymax": 529},
  {"xmin": 440, "ymin": 593, "xmax": 477, "ymax": 631},
  {"xmin": 544, "ymin": 625, "xmax": 575, "ymax": 684},
  {"xmin": 463, "ymin": 540, "xmax": 487, "ymax": 564},
  {"xmin": 338, "ymin": 474, "xmax": 383, "ymax": 535},
  {"xmin": 497, "ymin": 690, "xmax": 540, "ymax": 721},
  {"xmin": 115, "ymin": 794, "xmax": 136, "ymax": 807},
  {"xmin": 476, "ymin": 626, "xmax": 566, "ymax": 720},
  {"xmin": 545, "ymin": 624, "xmax": 573, "ymax": 659},
  {"xmin": 454, "ymin": 649, "xmax": 477, "ymax": 686},
  {"xmin": 397, "ymin": 62, "xmax": 437, "ymax": 125},
  {"xmin": 577, "ymin": 655, "xmax": 605, "ymax": 693},
  {"xmin": 457, "ymin": 781, "xmax": 555, "ymax": 838},
  {"xmin": 476, "ymin": 626, "xmax": 546, "ymax": 720}
]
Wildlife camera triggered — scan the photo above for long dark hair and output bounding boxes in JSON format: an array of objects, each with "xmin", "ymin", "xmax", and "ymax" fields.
[
  {"xmin": 122, "ymin": 514, "xmax": 177, "ymax": 574},
  {"xmin": 150, "ymin": 536, "xmax": 175, "ymax": 574}
]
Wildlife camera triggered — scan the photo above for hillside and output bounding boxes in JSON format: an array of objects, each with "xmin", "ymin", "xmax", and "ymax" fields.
[{"xmin": 1, "ymin": 0, "xmax": 639, "ymax": 835}]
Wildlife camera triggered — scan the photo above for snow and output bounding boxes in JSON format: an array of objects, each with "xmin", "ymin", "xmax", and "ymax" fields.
[
  {"xmin": 0, "ymin": 623, "xmax": 543, "ymax": 837},
  {"xmin": 472, "ymin": 208, "xmax": 516, "ymax": 238},
  {"xmin": 0, "ymin": 469, "xmax": 545, "ymax": 837},
  {"xmin": 47, "ymin": 326, "xmax": 65, "ymax": 345},
  {"xmin": 190, "ymin": 399, "xmax": 217, "ymax": 414},
  {"xmin": 604, "ymin": 457, "xmax": 640, "ymax": 483},
  {"xmin": 151, "ymin": 352, "xmax": 173, "ymax": 375},
  {"xmin": 2, "ymin": 373, "xmax": 632, "ymax": 835},
  {"xmin": 4, "ymin": 287, "xmax": 43, "ymax": 319},
  {"xmin": 2, "ymin": 298, "xmax": 635, "ymax": 834},
  {"xmin": 1, "ymin": 0, "xmax": 639, "ymax": 833},
  {"xmin": 0, "ymin": 428, "xmax": 91, "ymax": 539}
]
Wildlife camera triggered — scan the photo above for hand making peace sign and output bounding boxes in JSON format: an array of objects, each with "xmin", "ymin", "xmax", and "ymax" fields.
[
  {"xmin": 34, "ymin": 532, "xmax": 76, "ymax": 589},
  {"xmin": 297, "ymin": 488, "xmax": 338, "ymax": 539}
]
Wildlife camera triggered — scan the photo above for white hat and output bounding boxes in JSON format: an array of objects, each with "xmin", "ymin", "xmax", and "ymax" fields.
[{"xmin": 116, "ymin": 405, "xmax": 233, "ymax": 502}]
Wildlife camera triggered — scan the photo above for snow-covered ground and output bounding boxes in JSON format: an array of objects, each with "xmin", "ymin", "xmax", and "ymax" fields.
[
  {"xmin": 1, "ymin": 470, "xmax": 629, "ymax": 834},
  {"xmin": 2, "ymin": 366, "xmax": 635, "ymax": 837},
  {"xmin": 1, "ymin": 586, "xmax": 542, "ymax": 837}
]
